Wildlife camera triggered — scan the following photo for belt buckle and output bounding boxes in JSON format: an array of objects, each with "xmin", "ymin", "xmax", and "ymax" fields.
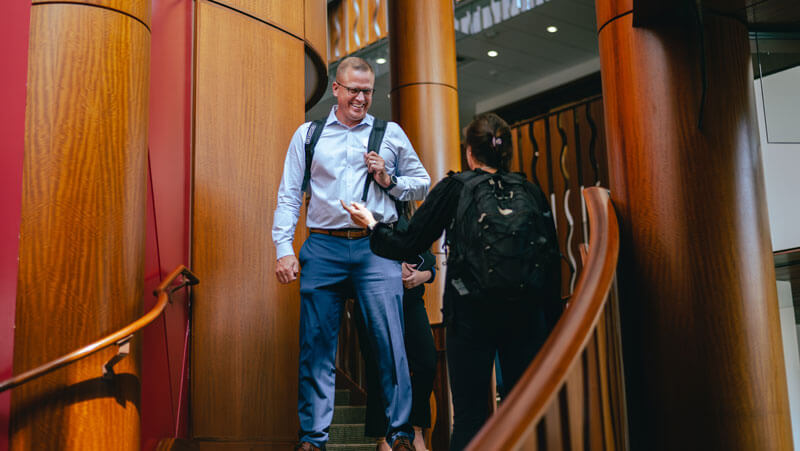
[{"xmin": 346, "ymin": 229, "xmax": 355, "ymax": 239}]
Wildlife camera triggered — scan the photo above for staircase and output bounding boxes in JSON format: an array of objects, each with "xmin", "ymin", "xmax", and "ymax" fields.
[{"xmin": 327, "ymin": 389, "xmax": 376, "ymax": 451}]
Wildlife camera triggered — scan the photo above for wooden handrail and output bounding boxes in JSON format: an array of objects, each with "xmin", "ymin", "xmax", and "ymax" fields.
[
  {"xmin": 466, "ymin": 187, "xmax": 620, "ymax": 450},
  {"xmin": 0, "ymin": 265, "xmax": 198, "ymax": 392}
]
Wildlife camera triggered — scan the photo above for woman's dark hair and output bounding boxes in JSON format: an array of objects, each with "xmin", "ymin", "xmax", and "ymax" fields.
[{"xmin": 464, "ymin": 112, "xmax": 512, "ymax": 171}]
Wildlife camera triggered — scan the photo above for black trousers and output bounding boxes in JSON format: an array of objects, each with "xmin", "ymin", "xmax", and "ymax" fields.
[
  {"xmin": 356, "ymin": 290, "xmax": 438, "ymax": 437},
  {"xmin": 446, "ymin": 297, "xmax": 549, "ymax": 450}
]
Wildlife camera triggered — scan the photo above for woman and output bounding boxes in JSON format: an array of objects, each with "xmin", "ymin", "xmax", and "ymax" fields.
[
  {"xmin": 342, "ymin": 113, "xmax": 559, "ymax": 449},
  {"xmin": 355, "ymin": 202, "xmax": 438, "ymax": 451}
]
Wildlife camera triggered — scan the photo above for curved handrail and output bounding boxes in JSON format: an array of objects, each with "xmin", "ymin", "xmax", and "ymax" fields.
[
  {"xmin": 466, "ymin": 186, "xmax": 620, "ymax": 450},
  {"xmin": 0, "ymin": 265, "xmax": 199, "ymax": 392}
]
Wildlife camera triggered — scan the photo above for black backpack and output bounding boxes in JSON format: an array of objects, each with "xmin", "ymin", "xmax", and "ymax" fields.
[
  {"xmin": 301, "ymin": 118, "xmax": 388, "ymax": 202},
  {"xmin": 446, "ymin": 170, "xmax": 560, "ymax": 302}
]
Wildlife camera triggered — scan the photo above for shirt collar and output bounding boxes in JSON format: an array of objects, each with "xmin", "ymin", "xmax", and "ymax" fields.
[{"xmin": 327, "ymin": 105, "xmax": 374, "ymax": 129}]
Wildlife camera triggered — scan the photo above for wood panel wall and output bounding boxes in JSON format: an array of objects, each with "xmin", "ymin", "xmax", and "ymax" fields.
[
  {"xmin": 11, "ymin": 1, "xmax": 150, "ymax": 449},
  {"xmin": 305, "ymin": 0, "xmax": 327, "ymax": 61},
  {"xmin": 214, "ymin": 0, "xmax": 303, "ymax": 37},
  {"xmin": 509, "ymin": 97, "xmax": 608, "ymax": 299},
  {"xmin": 190, "ymin": 0, "xmax": 309, "ymax": 447},
  {"xmin": 328, "ymin": 0, "xmax": 389, "ymax": 63}
]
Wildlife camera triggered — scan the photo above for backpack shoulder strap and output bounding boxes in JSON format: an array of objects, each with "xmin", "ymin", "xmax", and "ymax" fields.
[
  {"xmin": 301, "ymin": 119, "xmax": 326, "ymax": 193},
  {"xmin": 361, "ymin": 118, "xmax": 389, "ymax": 202},
  {"xmin": 455, "ymin": 171, "xmax": 492, "ymax": 221},
  {"xmin": 367, "ymin": 118, "xmax": 388, "ymax": 153}
]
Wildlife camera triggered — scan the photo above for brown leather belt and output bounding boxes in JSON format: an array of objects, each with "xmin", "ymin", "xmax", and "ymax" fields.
[{"xmin": 309, "ymin": 227, "xmax": 370, "ymax": 239}]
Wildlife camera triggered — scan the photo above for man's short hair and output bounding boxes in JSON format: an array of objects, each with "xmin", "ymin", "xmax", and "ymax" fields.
[{"xmin": 336, "ymin": 57, "xmax": 374, "ymax": 79}]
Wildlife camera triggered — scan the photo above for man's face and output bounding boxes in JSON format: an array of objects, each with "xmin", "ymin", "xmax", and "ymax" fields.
[{"xmin": 333, "ymin": 67, "xmax": 375, "ymax": 127}]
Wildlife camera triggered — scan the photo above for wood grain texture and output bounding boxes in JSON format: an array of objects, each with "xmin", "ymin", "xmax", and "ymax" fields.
[
  {"xmin": 509, "ymin": 97, "xmax": 607, "ymax": 301},
  {"xmin": 1, "ymin": 266, "xmax": 194, "ymax": 393},
  {"xmin": 327, "ymin": 1, "xmax": 345, "ymax": 62},
  {"xmin": 532, "ymin": 119, "xmax": 552, "ymax": 196},
  {"xmin": 390, "ymin": 84, "xmax": 461, "ymax": 190},
  {"xmin": 430, "ymin": 325, "xmax": 451, "ymax": 451},
  {"xmin": 597, "ymin": 10, "xmax": 792, "ymax": 450},
  {"xmin": 304, "ymin": 0, "xmax": 327, "ymax": 66},
  {"xmin": 38, "ymin": 0, "xmax": 151, "ymax": 27},
  {"xmin": 595, "ymin": 0, "xmax": 631, "ymax": 31},
  {"xmin": 365, "ymin": 0, "xmax": 388, "ymax": 47},
  {"xmin": 12, "ymin": 2, "xmax": 149, "ymax": 449},
  {"xmin": 304, "ymin": 0, "xmax": 328, "ymax": 110},
  {"xmin": 191, "ymin": 0, "xmax": 305, "ymax": 440},
  {"xmin": 213, "ymin": 0, "xmax": 303, "ymax": 38},
  {"xmin": 548, "ymin": 113, "xmax": 574, "ymax": 298},
  {"xmin": 564, "ymin": 355, "xmax": 584, "ymax": 451},
  {"xmin": 388, "ymin": 0, "xmax": 458, "ymax": 89},
  {"xmin": 345, "ymin": 0, "xmax": 363, "ymax": 54},
  {"xmin": 390, "ymin": 83, "xmax": 460, "ymax": 325}
]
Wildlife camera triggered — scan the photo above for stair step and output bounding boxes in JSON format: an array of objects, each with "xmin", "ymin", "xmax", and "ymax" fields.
[
  {"xmin": 334, "ymin": 389, "xmax": 351, "ymax": 406},
  {"xmin": 327, "ymin": 445, "xmax": 376, "ymax": 451},
  {"xmin": 332, "ymin": 405, "xmax": 367, "ymax": 424},
  {"xmin": 328, "ymin": 423, "xmax": 373, "ymax": 444}
]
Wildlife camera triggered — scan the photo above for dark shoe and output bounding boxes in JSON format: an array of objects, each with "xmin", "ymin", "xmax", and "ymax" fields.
[
  {"xmin": 391, "ymin": 436, "xmax": 415, "ymax": 451},
  {"xmin": 295, "ymin": 442, "xmax": 321, "ymax": 451}
]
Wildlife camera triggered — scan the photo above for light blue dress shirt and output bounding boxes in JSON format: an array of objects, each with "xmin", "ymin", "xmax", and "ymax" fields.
[{"xmin": 273, "ymin": 106, "xmax": 431, "ymax": 260}]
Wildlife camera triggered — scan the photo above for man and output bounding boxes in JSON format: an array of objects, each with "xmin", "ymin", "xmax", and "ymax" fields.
[{"xmin": 273, "ymin": 56, "xmax": 430, "ymax": 451}]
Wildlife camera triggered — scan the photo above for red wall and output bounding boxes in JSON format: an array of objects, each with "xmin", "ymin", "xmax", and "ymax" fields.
[
  {"xmin": 0, "ymin": 2, "xmax": 31, "ymax": 450},
  {"xmin": 141, "ymin": 0, "xmax": 193, "ymax": 448}
]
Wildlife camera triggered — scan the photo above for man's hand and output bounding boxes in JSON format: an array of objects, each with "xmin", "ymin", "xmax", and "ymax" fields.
[
  {"xmin": 276, "ymin": 255, "xmax": 299, "ymax": 284},
  {"xmin": 364, "ymin": 151, "xmax": 391, "ymax": 188},
  {"xmin": 402, "ymin": 262, "xmax": 430, "ymax": 290}
]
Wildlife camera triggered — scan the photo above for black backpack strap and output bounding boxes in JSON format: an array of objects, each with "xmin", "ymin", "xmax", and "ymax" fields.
[
  {"xmin": 301, "ymin": 119, "xmax": 326, "ymax": 193},
  {"xmin": 361, "ymin": 118, "xmax": 388, "ymax": 202},
  {"xmin": 455, "ymin": 171, "xmax": 491, "ymax": 221}
]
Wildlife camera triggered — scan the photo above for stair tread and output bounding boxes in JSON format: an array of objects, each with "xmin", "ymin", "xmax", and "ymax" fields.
[
  {"xmin": 334, "ymin": 389, "xmax": 352, "ymax": 406},
  {"xmin": 329, "ymin": 423, "xmax": 373, "ymax": 444},
  {"xmin": 332, "ymin": 405, "xmax": 367, "ymax": 424},
  {"xmin": 327, "ymin": 445, "xmax": 376, "ymax": 451}
]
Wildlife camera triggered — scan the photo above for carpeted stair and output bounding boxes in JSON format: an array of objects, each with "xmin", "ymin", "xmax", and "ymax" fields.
[{"xmin": 327, "ymin": 389, "xmax": 377, "ymax": 451}]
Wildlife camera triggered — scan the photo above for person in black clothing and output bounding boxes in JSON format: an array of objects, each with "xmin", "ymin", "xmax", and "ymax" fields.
[
  {"xmin": 342, "ymin": 113, "xmax": 559, "ymax": 450},
  {"xmin": 355, "ymin": 210, "xmax": 438, "ymax": 450}
]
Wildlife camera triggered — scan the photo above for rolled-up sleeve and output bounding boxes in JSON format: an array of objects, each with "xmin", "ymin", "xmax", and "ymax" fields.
[
  {"xmin": 385, "ymin": 123, "xmax": 430, "ymax": 201},
  {"xmin": 272, "ymin": 124, "xmax": 308, "ymax": 260}
]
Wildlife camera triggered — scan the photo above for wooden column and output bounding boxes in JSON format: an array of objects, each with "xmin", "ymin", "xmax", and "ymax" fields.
[
  {"xmin": 190, "ymin": 0, "xmax": 325, "ymax": 448},
  {"xmin": 596, "ymin": 1, "xmax": 793, "ymax": 449},
  {"xmin": 12, "ymin": 1, "xmax": 150, "ymax": 449},
  {"xmin": 388, "ymin": 0, "xmax": 460, "ymax": 325}
]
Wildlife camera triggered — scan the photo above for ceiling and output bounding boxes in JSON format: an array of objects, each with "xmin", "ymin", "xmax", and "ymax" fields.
[
  {"xmin": 307, "ymin": 0, "xmax": 601, "ymax": 128},
  {"xmin": 308, "ymin": 0, "xmax": 800, "ymax": 126}
]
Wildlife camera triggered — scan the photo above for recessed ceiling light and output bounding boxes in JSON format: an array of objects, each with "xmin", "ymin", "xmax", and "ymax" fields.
[
  {"xmin": 487, "ymin": 50, "xmax": 498, "ymax": 57},
  {"xmin": 376, "ymin": 57, "xmax": 387, "ymax": 65},
  {"xmin": 547, "ymin": 26, "xmax": 558, "ymax": 33}
]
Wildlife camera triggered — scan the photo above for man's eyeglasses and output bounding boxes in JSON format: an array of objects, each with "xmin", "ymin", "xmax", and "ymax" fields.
[{"xmin": 335, "ymin": 80, "xmax": 375, "ymax": 97}]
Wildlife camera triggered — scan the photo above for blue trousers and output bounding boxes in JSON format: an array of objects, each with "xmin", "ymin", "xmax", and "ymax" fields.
[{"xmin": 297, "ymin": 233, "xmax": 413, "ymax": 447}]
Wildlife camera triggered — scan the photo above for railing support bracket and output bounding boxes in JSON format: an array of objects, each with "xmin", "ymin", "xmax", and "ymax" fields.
[{"xmin": 103, "ymin": 335, "xmax": 133, "ymax": 380}]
